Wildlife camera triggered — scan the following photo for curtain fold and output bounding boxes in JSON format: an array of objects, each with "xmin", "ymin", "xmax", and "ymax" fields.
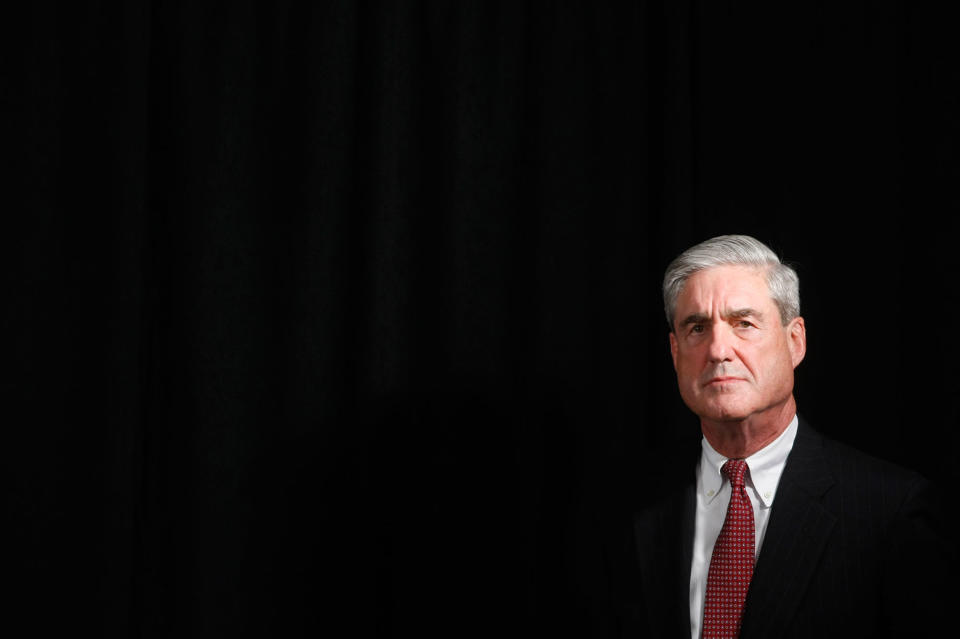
[{"xmin": 8, "ymin": 1, "xmax": 958, "ymax": 635}]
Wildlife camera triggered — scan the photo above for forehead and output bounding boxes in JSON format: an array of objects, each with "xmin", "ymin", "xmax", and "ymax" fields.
[{"xmin": 677, "ymin": 264, "xmax": 775, "ymax": 312}]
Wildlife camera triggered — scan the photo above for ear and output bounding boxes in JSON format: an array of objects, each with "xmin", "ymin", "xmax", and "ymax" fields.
[
  {"xmin": 669, "ymin": 331, "xmax": 679, "ymax": 371},
  {"xmin": 787, "ymin": 316, "xmax": 806, "ymax": 368}
]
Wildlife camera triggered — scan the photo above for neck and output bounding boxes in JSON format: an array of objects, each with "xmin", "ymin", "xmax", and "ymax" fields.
[{"xmin": 700, "ymin": 396, "xmax": 796, "ymax": 459}]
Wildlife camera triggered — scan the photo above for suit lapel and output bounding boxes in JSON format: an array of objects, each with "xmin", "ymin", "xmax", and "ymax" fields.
[{"xmin": 739, "ymin": 419, "xmax": 836, "ymax": 638}]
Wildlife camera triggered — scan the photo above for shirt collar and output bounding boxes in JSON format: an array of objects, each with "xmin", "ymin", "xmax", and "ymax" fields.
[{"xmin": 699, "ymin": 414, "xmax": 799, "ymax": 508}]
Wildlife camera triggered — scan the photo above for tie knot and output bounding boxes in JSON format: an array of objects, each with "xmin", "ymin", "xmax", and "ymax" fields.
[{"xmin": 721, "ymin": 459, "xmax": 749, "ymax": 488}]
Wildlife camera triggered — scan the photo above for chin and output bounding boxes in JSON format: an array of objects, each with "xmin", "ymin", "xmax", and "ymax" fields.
[{"xmin": 695, "ymin": 398, "xmax": 755, "ymax": 423}]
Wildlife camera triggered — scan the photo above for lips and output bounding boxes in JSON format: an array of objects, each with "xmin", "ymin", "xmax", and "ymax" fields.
[{"xmin": 706, "ymin": 376, "xmax": 744, "ymax": 385}]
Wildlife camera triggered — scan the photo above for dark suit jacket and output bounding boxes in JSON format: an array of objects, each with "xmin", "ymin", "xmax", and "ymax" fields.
[{"xmin": 589, "ymin": 417, "xmax": 955, "ymax": 638}]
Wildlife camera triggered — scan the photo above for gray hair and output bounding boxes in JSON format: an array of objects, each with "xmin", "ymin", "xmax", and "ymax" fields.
[{"xmin": 662, "ymin": 235, "xmax": 800, "ymax": 329}]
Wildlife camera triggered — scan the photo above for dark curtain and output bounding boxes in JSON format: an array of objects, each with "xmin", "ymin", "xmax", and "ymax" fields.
[{"xmin": 9, "ymin": 1, "xmax": 959, "ymax": 636}]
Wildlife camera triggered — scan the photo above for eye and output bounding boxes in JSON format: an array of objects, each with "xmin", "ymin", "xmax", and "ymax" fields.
[
  {"xmin": 691, "ymin": 324, "xmax": 705, "ymax": 334},
  {"xmin": 737, "ymin": 320, "xmax": 755, "ymax": 329}
]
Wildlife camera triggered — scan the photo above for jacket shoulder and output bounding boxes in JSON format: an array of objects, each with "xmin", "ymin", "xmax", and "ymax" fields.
[{"xmin": 798, "ymin": 416, "xmax": 925, "ymax": 487}]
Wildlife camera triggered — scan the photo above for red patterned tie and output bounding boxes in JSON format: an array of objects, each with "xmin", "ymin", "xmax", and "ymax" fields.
[{"xmin": 702, "ymin": 459, "xmax": 754, "ymax": 639}]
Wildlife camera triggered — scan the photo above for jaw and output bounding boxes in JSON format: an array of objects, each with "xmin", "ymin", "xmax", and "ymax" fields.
[
  {"xmin": 682, "ymin": 382, "xmax": 752, "ymax": 420},
  {"xmin": 698, "ymin": 397, "xmax": 757, "ymax": 423},
  {"xmin": 687, "ymin": 382, "xmax": 786, "ymax": 423},
  {"xmin": 695, "ymin": 388, "xmax": 797, "ymax": 429}
]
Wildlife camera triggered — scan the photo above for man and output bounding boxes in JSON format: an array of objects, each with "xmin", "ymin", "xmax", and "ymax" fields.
[{"xmin": 621, "ymin": 235, "xmax": 952, "ymax": 638}]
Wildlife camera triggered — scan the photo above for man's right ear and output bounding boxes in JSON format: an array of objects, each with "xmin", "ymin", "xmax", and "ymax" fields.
[{"xmin": 669, "ymin": 332, "xmax": 678, "ymax": 371}]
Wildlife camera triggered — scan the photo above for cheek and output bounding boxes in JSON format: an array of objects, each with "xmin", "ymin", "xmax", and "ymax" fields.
[
  {"xmin": 675, "ymin": 353, "xmax": 703, "ymax": 387},
  {"xmin": 755, "ymin": 347, "xmax": 793, "ymax": 384}
]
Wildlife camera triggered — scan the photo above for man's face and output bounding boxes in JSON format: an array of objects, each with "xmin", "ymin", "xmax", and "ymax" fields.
[{"xmin": 669, "ymin": 265, "xmax": 806, "ymax": 423}]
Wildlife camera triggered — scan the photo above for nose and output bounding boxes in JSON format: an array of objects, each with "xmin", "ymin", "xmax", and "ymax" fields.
[{"xmin": 707, "ymin": 323, "xmax": 734, "ymax": 362}]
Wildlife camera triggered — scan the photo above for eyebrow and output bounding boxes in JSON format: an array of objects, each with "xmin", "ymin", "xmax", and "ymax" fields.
[
  {"xmin": 726, "ymin": 308, "xmax": 763, "ymax": 321},
  {"xmin": 679, "ymin": 308, "xmax": 764, "ymax": 327},
  {"xmin": 679, "ymin": 313, "xmax": 710, "ymax": 327}
]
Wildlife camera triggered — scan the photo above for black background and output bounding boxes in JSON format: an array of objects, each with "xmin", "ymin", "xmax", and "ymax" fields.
[{"xmin": 8, "ymin": 2, "xmax": 959, "ymax": 636}]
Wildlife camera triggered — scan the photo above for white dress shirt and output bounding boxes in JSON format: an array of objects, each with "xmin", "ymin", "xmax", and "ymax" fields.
[{"xmin": 688, "ymin": 415, "xmax": 799, "ymax": 639}]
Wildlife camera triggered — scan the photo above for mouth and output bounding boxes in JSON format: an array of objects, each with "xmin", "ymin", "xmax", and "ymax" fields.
[{"xmin": 705, "ymin": 376, "xmax": 744, "ymax": 386}]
